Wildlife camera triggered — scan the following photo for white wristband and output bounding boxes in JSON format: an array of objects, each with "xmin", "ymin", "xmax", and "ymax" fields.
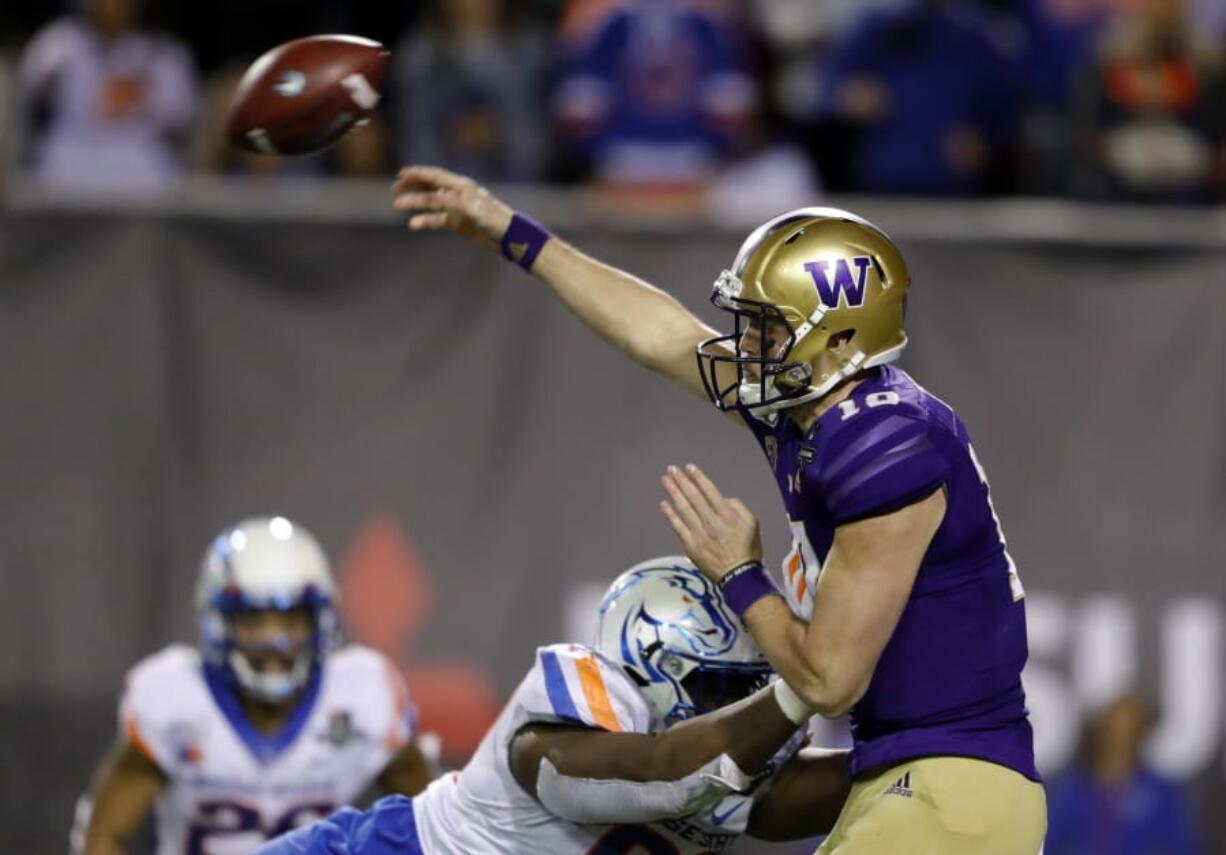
[{"xmin": 773, "ymin": 679, "xmax": 815, "ymax": 725}]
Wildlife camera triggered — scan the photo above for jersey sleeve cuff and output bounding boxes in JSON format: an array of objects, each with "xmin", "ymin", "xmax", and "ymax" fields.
[{"xmin": 830, "ymin": 480, "xmax": 946, "ymax": 527}]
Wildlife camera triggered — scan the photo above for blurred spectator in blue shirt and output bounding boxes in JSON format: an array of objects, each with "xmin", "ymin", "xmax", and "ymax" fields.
[
  {"xmin": 554, "ymin": 0, "xmax": 757, "ymax": 189},
  {"xmin": 1017, "ymin": 0, "xmax": 1113, "ymax": 111},
  {"xmin": 1014, "ymin": 0, "xmax": 1114, "ymax": 194},
  {"xmin": 746, "ymin": 0, "xmax": 905, "ymax": 123},
  {"xmin": 1072, "ymin": 0, "xmax": 1226, "ymax": 201},
  {"xmin": 393, "ymin": 0, "xmax": 549, "ymax": 182},
  {"xmin": 1047, "ymin": 692, "xmax": 1202, "ymax": 855},
  {"xmin": 817, "ymin": 0, "xmax": 1019, "ymax": 195},
  {"xmin": 18, "ymin": 0, "xmax": 196, "ymax": 195}
]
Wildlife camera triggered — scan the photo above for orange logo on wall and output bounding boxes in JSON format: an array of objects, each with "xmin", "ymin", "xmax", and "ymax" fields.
[{"xmin": 338, "ymin": 515, "xmax": 500, "ymax": 764}]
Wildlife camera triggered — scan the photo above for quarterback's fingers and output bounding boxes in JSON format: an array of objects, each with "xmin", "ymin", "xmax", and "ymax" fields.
[
  {"xmin": 407, "ymin": 213, "xmax": 449, "ymax": 231},
  {"xmin": 394, "ymin": 165, "xmax": 469, "ymax": 193},
  {"xmin": 393, "ymin": 190, "xmax": 459, "ymax": 212},
  {"xmin": 659, "ymin": 500, "xmax": 693, "ymax": 545},
  {"xmin": 683, "ymin": 464, "xmax": 726, "ymax": 510},
  {"xmin": 662, "ymin": 471, "xmax": 704, "ymax": 532},
  {"xmin": 392, "ymin": 170, "xmax": 438, "ymax": 194},
  {"xmin": 668, "ymin": 466, "xmax": 718, "ymax": 518}
]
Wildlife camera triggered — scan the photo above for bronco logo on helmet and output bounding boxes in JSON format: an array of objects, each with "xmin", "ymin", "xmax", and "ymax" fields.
[{"xmin": 595, "ymin": 557, "xmax": 773, "ymax": 724}]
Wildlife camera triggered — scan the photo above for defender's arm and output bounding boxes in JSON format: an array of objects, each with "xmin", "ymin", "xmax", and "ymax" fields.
[
  {"xmin": 508, "ymin": 682, "xmax": 805, "ymax": 824},
  {"xmin": 375, "ymin": 740, "xmax": 432, "ymax": 797},
  {"xmin": 391, "ymin": 166, "xmax": 735, "ymax": 403},
  {"xmin": 745, "ymin": 747, "xmax": 850, "ymax": 841},
  {"xmin": 82, "ymin": 739, "xmax": 167, "ymax": 855}
]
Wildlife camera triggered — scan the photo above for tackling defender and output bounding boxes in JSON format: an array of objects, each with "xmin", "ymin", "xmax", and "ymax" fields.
[
  {"xmin": 77, "ymin": 517, "xmax": 431, "ymax": 855},
  {"xmin": 391, "ymin": 166, "xmax": 1046, "ymax": 853},
  {"xmin": 256, "ymin": 557, "xmax": 850, "ymax": 854}
]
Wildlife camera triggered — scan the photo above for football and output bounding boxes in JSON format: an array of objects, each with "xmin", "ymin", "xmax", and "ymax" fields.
[{"xmin": 226, "ymin": 35, "xmax": 390, "ymax": 156}]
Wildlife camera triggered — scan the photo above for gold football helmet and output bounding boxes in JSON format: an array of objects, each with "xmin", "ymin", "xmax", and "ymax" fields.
[{"xmin": 697, "ymin": 207, "xmax": 910, "ymax": 414}]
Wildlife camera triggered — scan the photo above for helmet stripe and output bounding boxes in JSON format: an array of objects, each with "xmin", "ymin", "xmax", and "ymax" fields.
[
  {"xmin": 826, "ymin": 433, "xmax": 938, "ymax": 507},
  {"xmin": 824, "ymin": 415, "xmax": 916, "ymax": 482}
]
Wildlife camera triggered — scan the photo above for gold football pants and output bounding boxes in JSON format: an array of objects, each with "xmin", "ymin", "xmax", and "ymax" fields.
[{"xmin": 815, "ymin": 756, "xmax": 1046, "ymax": 855}]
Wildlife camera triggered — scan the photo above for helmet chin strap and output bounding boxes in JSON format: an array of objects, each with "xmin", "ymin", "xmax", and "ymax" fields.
[{"xmin": 228, "ymin": 649, "xmax": 312, "ymax": 704}]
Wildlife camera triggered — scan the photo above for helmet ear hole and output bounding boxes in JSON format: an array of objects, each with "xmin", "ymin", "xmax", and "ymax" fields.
[
  {"xmin": 828, "ymin": 329, "xmax": 856, "ymax": 350},
  {"xmin": 870, "ymin": 256, "xmax": 888, "ymax": 284}
]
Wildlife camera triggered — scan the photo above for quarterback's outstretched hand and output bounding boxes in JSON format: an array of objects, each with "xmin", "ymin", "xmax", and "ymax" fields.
[
  {"xmin": 660, "ymin": 464, "xmax": 763, "ymax": 581},
  {"xmin": 392, "ymin": 166, "xmax": 513, "ymax": 247}
]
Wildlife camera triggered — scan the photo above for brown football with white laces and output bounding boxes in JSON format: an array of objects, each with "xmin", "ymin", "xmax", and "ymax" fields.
[{"xmin": 226, "ymin": 35, "xmax": 389, "ymax": 156}]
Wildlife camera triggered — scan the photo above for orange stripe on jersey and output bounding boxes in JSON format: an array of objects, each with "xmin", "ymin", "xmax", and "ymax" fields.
[
  {"xmin": 124, "ymin": 715, "xmax": 158, "ymax": 765},
  {"xmin": 576, "ymin": 655, "xmax": 622, "ymax": 732},
  {"xmin": 786, "ymin": 551, "xmax": 807, "ymax": 603}
]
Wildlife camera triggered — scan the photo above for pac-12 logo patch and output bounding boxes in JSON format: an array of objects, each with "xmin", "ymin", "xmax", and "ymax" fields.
[
  {"xmin": 317, "ymin": 711, "xmax": 368, "ymax": 747},
  {"xmin": 165, "ymin": 722, "xmax": 203, "ymax": 765},
  {"xmin": 804, "ymin": 256, "xmax": 873, "ymax": 309}
]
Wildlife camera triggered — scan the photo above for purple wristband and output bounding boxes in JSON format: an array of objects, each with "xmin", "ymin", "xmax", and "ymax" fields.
[
  {"xmin": 719, "ymin": 562, "xmax": 779, "ymax": 619},
  {"xmin": 501, "ymin": 212, "xmax": 551, "ymax": 271}
]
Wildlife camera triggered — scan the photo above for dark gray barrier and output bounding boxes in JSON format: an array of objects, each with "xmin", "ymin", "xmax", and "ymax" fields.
[{"xmin": 1, "ymin": 204, "xmax": 1223, "ymax": 852}]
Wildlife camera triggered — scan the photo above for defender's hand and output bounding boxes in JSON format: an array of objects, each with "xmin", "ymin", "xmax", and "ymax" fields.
[
  {"xmin": 392, "ymin": 166, "xmax": 513, "ymax": 247},
  {"xmin": 660, "ymin": 464, "xmax": 762, "ymax": 582}
]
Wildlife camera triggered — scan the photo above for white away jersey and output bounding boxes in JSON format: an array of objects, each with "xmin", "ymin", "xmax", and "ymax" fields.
[
  {"xmin": 411, "ymin": 643, "xmax": 801, "ymax": 854},
  {"xmin": 120, "ymin": 644, "xmax": 414, "ymax": 855}
]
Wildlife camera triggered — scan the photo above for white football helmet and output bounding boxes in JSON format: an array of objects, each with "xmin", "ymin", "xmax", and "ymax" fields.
[
  {"xmin": 196, "ymin": 516, "xmax": 338, "ymax": 703},
  {"xmin": 596, "ymin": 556, "xmax": 773, "ymax": 724}
]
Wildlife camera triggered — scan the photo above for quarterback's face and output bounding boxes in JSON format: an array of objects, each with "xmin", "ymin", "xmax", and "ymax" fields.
[
  {"xmin": 739, "ymin": 316, "xmax": 791, "ymax": 378},
  {"xmin": 230, "ymin": 606, "xmax": 313, "ymax": 675}
]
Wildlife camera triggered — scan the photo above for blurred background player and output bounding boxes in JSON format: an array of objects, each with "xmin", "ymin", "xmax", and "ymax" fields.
[
  {"xmin": 1071, "ymin": 0, "xmax": 1226, "ymax": 202},
  {"xmin": 255, "ymin": 557, "xmax": 850, "ymax": 854},
  {"xmin": 814, "ymin": 0, "xmax": 1018, "ymax": 195},
  {"xmin": 392, "ymin": 0, "xmax": 550, "ymax": 183},
  {"xmin": 554, "ymin": 0, "xmax": 757, "ymax": 191},
  {"xmin": 75, "ymin": 517, "xmax": 431, "ymax": 855},
  {"xmin": 391, "ymin": 166, "xmax": 1045, "ymax": 854},
  {"xmin": 16, "ymin": 0, "xmax": 196, "ymax": 195}
]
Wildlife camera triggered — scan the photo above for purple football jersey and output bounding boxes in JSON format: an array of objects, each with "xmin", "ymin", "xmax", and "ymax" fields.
[{"xmin": 740, "ymin": 365, "xmax": 1038, "ymax": 781}]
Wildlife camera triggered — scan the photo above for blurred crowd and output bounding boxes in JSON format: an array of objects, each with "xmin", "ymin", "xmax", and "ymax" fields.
[{"xmin": 1, "ymin": 0, "xmax": 1225, "ymax": 202}]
